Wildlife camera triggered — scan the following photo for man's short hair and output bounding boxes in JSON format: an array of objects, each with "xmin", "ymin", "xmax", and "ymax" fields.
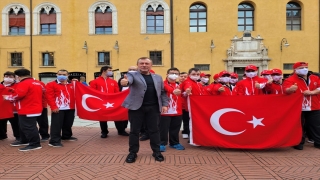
[
  {"xmin": 14, "ymin": 69, "xmax": 31, "ymax": 77},
  {"xmin": 137, "ymin": 57, "xmax": 153, "ymax": 64},
  {"xmin": 167, "ymin": 67, "xmax": 180, "ymax": 74},
  {"xmin": 188, "ymin": 68, "xmax": 200, "ymax": 74},
  {"xmin": 100, "ymin": 65, "xmax": 112, "ymax": 73},
  {"xmin": 180, "ymin": 72, "xmax": 187, "ymax": 75},
  {"xmin": 57, "ymin": 69, "xmax": 69, "ymax": 74},
  {"xmin": 3, "ymin": 71, "xmax": 15, "ymax": 77}
]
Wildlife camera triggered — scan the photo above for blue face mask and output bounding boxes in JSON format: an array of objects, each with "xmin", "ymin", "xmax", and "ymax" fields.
[
  {"xmin": 57, "ymin": 75, "xmax": 68, "ymax": 81},
  {"xmin": 107, "ymin": 71, "xmax": 113, "ymax": 77}
]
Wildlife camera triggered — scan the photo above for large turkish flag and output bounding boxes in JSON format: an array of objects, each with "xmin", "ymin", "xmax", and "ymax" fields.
[
  {"xmin": 189, "ymin": 94, "xmax": 303, "ymax": 149},
  {"xmin": 75, "ymin": 82, "xmax": 129, "ymax": 121}
]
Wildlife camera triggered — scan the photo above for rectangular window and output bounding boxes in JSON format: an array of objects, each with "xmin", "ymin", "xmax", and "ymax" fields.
[
  {"xmin": 10, "ymin": 53, "xmax": 23, "ymax": 66},
  {"xmin": 194, "ymin": 64, "xmax": 210, "ymax": 71},
  {"xmin": 146, "ymin": 15, "xmax": 164, "ymax": 34},
  {"xmin": 95, "ymin": 27, "xmax": 112, "ymax": 34},
  {"xmin": 42, "ymin": 52, "xmax": 54, "ymax": 66},
  {"xmin": 283, "ymin": 63, "xmax": 294, "ymax": 70},
  {"xmin": 97, "ymin": 52, "xmax": 110, "ymax": 65},
  {"xmin": 149, "ymin": 51, "xmax": 162, "ymax": 65},
  {"xmin": 41, "ymin": 24, "xmax": 56, "ymax": 35}
]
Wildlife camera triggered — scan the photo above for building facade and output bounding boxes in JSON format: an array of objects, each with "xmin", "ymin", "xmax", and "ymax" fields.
[{"xmin": 0, "ymin": 0, "xmax": 319, "ymax": 82}]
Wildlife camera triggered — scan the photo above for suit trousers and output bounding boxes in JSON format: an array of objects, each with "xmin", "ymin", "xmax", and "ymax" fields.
[
  {"xmin": 18, "ymin": 115, "xmax": 40, "ymax": 146},
  {"xmin": 0, "ymin": 114, "xmax": 20, "ymax": 139},
  {"xmin": 298, "ymin": 110, "xmax": 320, "ymax": 146},
  {"xmin": 114, "ymin": 120, "xmax": 128, "ymax": 133},
  {"xmin": 160, "ymin": 115, "xmax": 182, "ymax": 146},
  {"xmin": 181, "ymin": 110, "xmax": 190, "ymax": 135},
  {"xmin": 49, "ymin": 109, "xmax": 75, "ymax": 143},
  {"xmin": 36, "ymin": 108, "xmax": 50, "ymax": 139},
  {"xmin": 129, "ymin": 104, "xmax": 160, "ymax": 153}
]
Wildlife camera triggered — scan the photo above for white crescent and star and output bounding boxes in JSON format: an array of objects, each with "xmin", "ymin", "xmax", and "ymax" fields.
[
  {"xmin": 210, "ymin": 108, "xmax": 264, "ymax": 136},
  {"xmin": 81, "ymin": 94, "xmax": 115, "ymax": 112}
]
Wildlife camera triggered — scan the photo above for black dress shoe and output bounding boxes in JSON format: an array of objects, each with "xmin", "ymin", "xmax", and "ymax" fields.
[
  {"xmin": 126, "ymin": 153, "xmax": 137, "ymax": 163},
  {"xmin": 139, "ymin": 135, "xmax": 149, "ymax": 141},
  {"xmin": 314, "ymin": 143, "xmax": 320, "ymax": 149},
  {"xmin": 152, "ymin": 152, "xmax": 164, "ymax": 162},
  {"xmin": 293, "ymin": 145, "xmax": 303, "ymax": 150},
  {"xmin": 101, "ymin": 133, "xmax": 108, "ymax": 138},
  {"xmin": 118, "ymin": 131, "xmax": 129, "ymax": 136}
]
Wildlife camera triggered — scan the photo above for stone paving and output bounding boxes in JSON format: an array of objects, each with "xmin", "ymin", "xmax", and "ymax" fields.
[{"xmin": 1, "ymin": 119, "xmax": 320, "ymax": 179}]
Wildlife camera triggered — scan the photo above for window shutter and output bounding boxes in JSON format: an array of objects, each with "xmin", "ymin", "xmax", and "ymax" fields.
[
  {"xmin": 9, "ymin": 14, "xmax": 25, "ymax": 27},
  {"xmin": 95, "ymin": 12, "xmax": 112, "ymax": 27},
  {"xmin": 40, "ymin": 13, "xmax": 56, "ymax": 24}
]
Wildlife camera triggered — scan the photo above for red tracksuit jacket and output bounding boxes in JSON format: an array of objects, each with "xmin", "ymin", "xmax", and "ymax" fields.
[
  {"xmin": 162, "ymin": 79, "xmax": 182, "ymax": 116},
  {"xmin": 5, "ymin": 78, "xmax": 43, "ymax": 116},
  {"xmin": 235, "ymin": 77, "xmax": 267, "ymax": 95},
  {"xmin": 89, "ymin": 76, "xmax": 119, "ymax": 94},
  {"xmin": 46, "ymin": 80, "xmax": 75, "ymax": 110},
  {"xmin": 283, "ymin": 73, "xmax": 320, "ymax": 111}
]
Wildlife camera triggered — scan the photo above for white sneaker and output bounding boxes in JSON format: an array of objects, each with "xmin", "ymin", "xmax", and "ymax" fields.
[{"xmin": 182, "ymin": 134, "xmax": 189, "ymax": 139}]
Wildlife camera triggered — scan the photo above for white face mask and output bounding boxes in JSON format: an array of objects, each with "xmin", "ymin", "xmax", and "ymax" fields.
[
  {"xmin": 272, "ymin": 75, "xmax": 282, "ymax": 82},
  {"xmin": 262, "ymin": 75, "xmax": 271, "ymax": 80},
  {"xmin": 295, "ymin": 68, "xmax": 308, "ymax": 76},
  {"xmin": 190, "ymin": 75, "xmax": 200, "ymax": 81},
  {"xmin": 4, "ymin": 77, "xmax": 14, "ymax": 83},
  {"xmin": 230, "ymin": 78, "xmax": 238, "ymax": 84},
  {"xmin": 107, "ymin": 71, "xmax": 113, "ymax": 77},
  {"xmin": 128, "ymin": 71, "xmax": 136, "ymax": 73},
  {"xmin": 245, "ymin": 72, "xmax": 257, "ymax": 78},
  {"xmin": 201, "ymin": 77, "xmax": 209, "ymax": 83},
  {"xmin": 220, "ymin": 77, "xmax": 230, "ymax": 83},
  {"xmin": 168, "ymin": 74, "xmax": 179, "ymax": 80}
]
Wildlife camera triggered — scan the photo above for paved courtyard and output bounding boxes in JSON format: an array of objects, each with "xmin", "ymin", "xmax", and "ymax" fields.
[{"xmin": 0, "ymin": 119, "xmax": 320, "ymax": 180}]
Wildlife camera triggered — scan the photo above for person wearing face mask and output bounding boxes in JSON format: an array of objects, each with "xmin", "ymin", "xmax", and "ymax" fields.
[
  {"xmin": 230, "ymin": 73, "xmax": 239, "ymax": 91},
  {"xmin": 159, "ymin": 68, "xmax": 185, "ymax": 152},
  {"xmin": 207, "ymin": 71, "xmax": 232, "ymax": 96},
  {"xmin": 235, "ymin": 65, "xmax": 267, "ymax": 95},
  {"xmin": 260, "ymin": 70, "xmax": 272, "ymax": 80},
  {"xmin": 90, "ymin": 66, "xmax": 128, "ymax": 137},
  {"xmin": 182, "ymin": 68, "xmax": 204, "ymax": 96},
  {"xmin": 46, "ymin": 69, "xmax": 77, "ymax": 148},
  {"xmin": 3, "ymin": 69, "xmax": 43, "ymax": 151},
  {"xmin": 283, "ymin": 62, "xmax": 320, "ymax": 150},
  {"xmin": 199, "ymin": 73, "xmax": 211, "ymax": 86},
  {"xmin": 0, "ymin": 71, "xmax": 20, "ymax": 141},
  {"xmin": 178, "ymin": 72, "xmax": 189, "ymax": 139},
  {"xmin": 265, "ymin": 69, "xmax": 284, "ymax": 94}
]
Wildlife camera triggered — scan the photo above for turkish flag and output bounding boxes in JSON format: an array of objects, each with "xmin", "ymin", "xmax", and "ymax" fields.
[
  {"xmin": 189, "ymin": 94, "xmax": 303, "ymax": 149},
  {"xmin": 75, "ymin": 82, "xmax": 129, "ymax": 121}
]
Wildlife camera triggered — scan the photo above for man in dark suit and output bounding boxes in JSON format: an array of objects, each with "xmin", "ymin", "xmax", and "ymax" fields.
[{"xmin": 121, "ymin": 57, "xmax": 169, "ymax": 163}]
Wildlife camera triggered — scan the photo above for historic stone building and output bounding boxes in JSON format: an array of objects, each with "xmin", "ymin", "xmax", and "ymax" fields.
[{"xmin": 0, "ymin": 0, "xmax": 318, "ymax": 82}]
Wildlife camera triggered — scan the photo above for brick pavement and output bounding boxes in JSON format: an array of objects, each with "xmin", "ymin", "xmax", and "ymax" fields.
[{"xmin": 1, "ymin": 126, "xmax": 320, "ymax": 180}]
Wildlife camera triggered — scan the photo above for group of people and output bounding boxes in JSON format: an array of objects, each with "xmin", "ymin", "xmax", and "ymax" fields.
[{"xmin": 0, "ymin": 57, "xmax": 319, "ymax": 163}]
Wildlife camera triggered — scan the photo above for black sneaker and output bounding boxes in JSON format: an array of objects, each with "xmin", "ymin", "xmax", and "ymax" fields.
[
  {"xmin": 118, "ymin": 131, "xmax": 129, "ymax": 136},
  {"xmin": 293, "ymin": 145, "xmax": 304, "ymax": 150},
  {"xmin": 41, "ymin": 137, "xmax": 49, "ymax": 142},
  {"xmin": 10, "ymin": 141, "xmax": 29, "ymax": 147},
  {"xmin": 152, "ymin": 152, "xmax": 164, "ymax": 162},
  {"xmin": 62, "ymin": 137, "xmax": 78, "ymax": 141},
  {"xmin": 19, "ymin": 145, "xmax": 42, "ymax": 152},
  {"xmin": 101, "ymin": 133, "xmax": 108, "ymax": 138},
  {"xmin": 125, "ymin": 153, "xmax": 137, "ymax": 163},
  {"xmin": 48, "ymin": 142, "xmax": 63, "ymax": 147}
]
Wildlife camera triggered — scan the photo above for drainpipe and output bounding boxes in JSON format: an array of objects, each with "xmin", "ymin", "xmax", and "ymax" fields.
[
  {"xmin": 170, "ymin": 0, "xmax": 174, "ymax": 68},
  {"xmin": 30, "ymin": 0, "xmax": 33, "ymax": 76}
]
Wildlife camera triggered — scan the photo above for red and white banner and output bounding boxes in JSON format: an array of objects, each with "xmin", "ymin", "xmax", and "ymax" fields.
[
  {"xmin": 189, "ymin": 94, "xmax": 303, "ymax": 149},
  {"xmin": 75, "ymin": 82, "xmax": 129, "ymax": 121}
]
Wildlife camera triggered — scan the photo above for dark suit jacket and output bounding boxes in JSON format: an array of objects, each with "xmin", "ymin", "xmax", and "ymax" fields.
[{"xmin": 121, "ymin": 71, "xmax": 169, "ymax": 112}]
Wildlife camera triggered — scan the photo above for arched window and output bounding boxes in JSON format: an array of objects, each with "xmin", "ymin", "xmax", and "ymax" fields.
[
  {"xmin": 95, "ymin": 6, "xmax": 112, "ymax": 34},
  {"xmin": 40, "ymin": 8, "xmax": 56, "ymax": 34},
  {"xmin": 2, "ymin": 4, "xmax": 30, "ymax": 35},
  {"xmin": 286, "ymin": 2, "xmax": 301, "ymax": 31},
  {"xmin": 33, "ymin": 3, "xmax": 61, "ymax": 35},
  {"xmin": 9, "ymin": 8, "xmax": 25, "ymax": 35},
  {"xmin": 189, "ymin": 4, "xmax": 207, "ymax": 32},
  {"xmin": 88, "ymin": 1, "xmax": 118, "ymax": 35},
  {"xmin": 238, "ymin": 3, "xmax": 254, "ymax": 31},
  {"xmin": 146, "ymin": 5, "xmax": 164, "ymax": 33},
  {"xmin": 140, "ymin": 0, "xmax": 170, "ymax": 34}
]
